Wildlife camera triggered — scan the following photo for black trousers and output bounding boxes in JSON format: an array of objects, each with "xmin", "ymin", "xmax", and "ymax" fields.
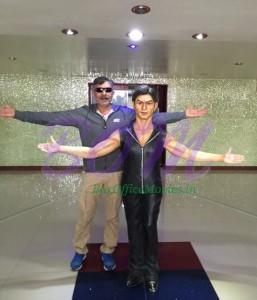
[{"xmin": 123, "ymin": 193, "xmax": 162, "ymax": 281}]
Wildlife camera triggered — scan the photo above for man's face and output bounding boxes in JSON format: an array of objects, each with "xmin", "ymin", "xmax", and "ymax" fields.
[
  {"xmin": 93, "ymin": 81, "xmax": 114, "ymax": 108},
  {"xmin": 133, "ymin": 94, "xmax": 158, "ymax": 120}
]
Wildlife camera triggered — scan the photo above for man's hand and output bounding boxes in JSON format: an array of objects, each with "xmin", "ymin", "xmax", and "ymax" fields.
[
  {"xmin": 38, "ymin": 136, "xmax": 60, "ymax": 153},
  {"xmin": 224, "ymin": 148, "xmax": 245, "ymax": 164},
  {"xmin": 185, "ymin": 107, "xmax": 208, "ymax": 118},
  {"xmin": 0, "ymin": 105, "xmax": 15, "ymax": 118}
]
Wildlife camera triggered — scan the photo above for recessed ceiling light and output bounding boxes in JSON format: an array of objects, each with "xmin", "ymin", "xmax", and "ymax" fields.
[
  {"xmin": 192, "ymin": 33, "xmax": 208, "ymax": 40},
  {"xmin": 127, "ymin": 44, "xmax": 138, "ymax": 49},
  {"xmin": 234, "ymin": 62, "xmax": 243, "ymax": 66},
  {"xmin": 61, "ymin": 28, "xmax": 78, "ymax": 36},
  {"xmin": 127, "ymin": 29, "xmax": 143, "ymax": 41},
  {"xmin": 131, "ymin": 5, "xmax": 150, "ymax": 14}
]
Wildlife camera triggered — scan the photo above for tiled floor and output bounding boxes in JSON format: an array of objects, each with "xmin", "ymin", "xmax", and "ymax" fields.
[{"xmin": 0, "ymin": 170, "xmax": 257, "ymax": 300}]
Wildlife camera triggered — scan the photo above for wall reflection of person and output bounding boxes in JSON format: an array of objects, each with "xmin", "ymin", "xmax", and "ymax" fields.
[{"xmin": 115, "ymin": 95, "xmax": 125, "ymax": 106}]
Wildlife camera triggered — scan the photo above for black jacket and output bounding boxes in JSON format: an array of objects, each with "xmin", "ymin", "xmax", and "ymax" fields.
[{"xmin": 120, "ymin": 124, "xmax": 166, "ymax": 194}]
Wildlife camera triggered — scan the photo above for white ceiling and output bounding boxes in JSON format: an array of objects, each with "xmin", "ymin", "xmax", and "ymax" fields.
[{"xmin": 1, "ymin": 0, "xmax": 257, "ymax": 78}]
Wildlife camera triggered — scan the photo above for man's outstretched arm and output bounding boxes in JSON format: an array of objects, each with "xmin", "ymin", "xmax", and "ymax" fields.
[
  {"xmin": 0, "ymin": 105, "xmax": 15, "ymax": 118},
  {"xmin": 0, "ymin": 104, "xmax": 85, "ymax": 127},
  {"xmin": 152, "ymin": 107, "xmax": 208, "ymax": 125}
]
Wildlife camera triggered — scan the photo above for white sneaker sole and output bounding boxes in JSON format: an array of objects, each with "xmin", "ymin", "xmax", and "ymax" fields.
[{"xmin": 103, "ymin": 263, "xmax": 116, "ymax": 271}]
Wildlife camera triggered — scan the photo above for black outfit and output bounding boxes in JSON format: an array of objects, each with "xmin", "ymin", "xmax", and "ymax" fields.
[{"xmin": 120, "ymin": 124, "xmax": 166, "ymax": 281}]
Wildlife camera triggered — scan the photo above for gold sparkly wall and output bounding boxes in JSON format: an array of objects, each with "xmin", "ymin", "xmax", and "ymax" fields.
[
  {"xmin": 166, "ymin": 79, "xmax": 257, "ymax": 166},
  {"xmin": 0, "ymin": 74, "xmax": 256, "ymax": 166},
  {"xmin": 0, "ymin": 75, "xmax": 88, "ymax": 166}
]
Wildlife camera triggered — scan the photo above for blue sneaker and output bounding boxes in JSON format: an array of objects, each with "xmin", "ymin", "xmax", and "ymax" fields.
[
  {"xmin": 70, "ymin": 252, "xmax": 86, "ymax": 271},
  {"xmin": 101, "ymin": 252, "xmax": 116, "ymax": 271}
]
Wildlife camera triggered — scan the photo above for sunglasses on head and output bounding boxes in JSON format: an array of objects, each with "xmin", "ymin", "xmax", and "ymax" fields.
[{"xmin": 95, "ymin": 87, "xmax": 113, "ymax": 93}]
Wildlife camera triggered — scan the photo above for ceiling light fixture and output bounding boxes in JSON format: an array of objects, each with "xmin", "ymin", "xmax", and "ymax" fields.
[
  {"xmin": 127, "ymin": 29, "xmax": 143, "ymax": 41},
  {"xmin": 61, "ymin": 28, "xmax": 78, "ymax": 36},
  {"xmin": 192, "ymin": 33, "xmax": 208, "ymax": 40},
  {"xmin": 131, "ymin": 5, "xmax": 150, "ymax": 14},
  {"xmin": 234, "ymin": 62, "xmax": 243, "ymax": 66},
  {"xmin": 127, "ymin": 44, "xmax": 138, "ymax": 49}
]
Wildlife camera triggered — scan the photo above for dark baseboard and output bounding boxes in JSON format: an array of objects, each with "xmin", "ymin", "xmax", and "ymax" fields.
[
  {"xmin": 0, "ymin": 166, "xmax": 257, "ymax": 172},
  {"xmin": 0, "ymin": 166, "xmax": 83, "ymax": 172}
]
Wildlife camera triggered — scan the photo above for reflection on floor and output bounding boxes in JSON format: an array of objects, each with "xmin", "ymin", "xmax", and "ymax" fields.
[{"xmin": 0, "ymin": 170, "xmax": 257, "ymax": 300}]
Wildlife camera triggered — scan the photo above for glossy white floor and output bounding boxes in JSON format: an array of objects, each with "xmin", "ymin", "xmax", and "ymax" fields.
[{"xmin": 0, "ymin": 170, "xmax": 257, "ymax": 300}]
